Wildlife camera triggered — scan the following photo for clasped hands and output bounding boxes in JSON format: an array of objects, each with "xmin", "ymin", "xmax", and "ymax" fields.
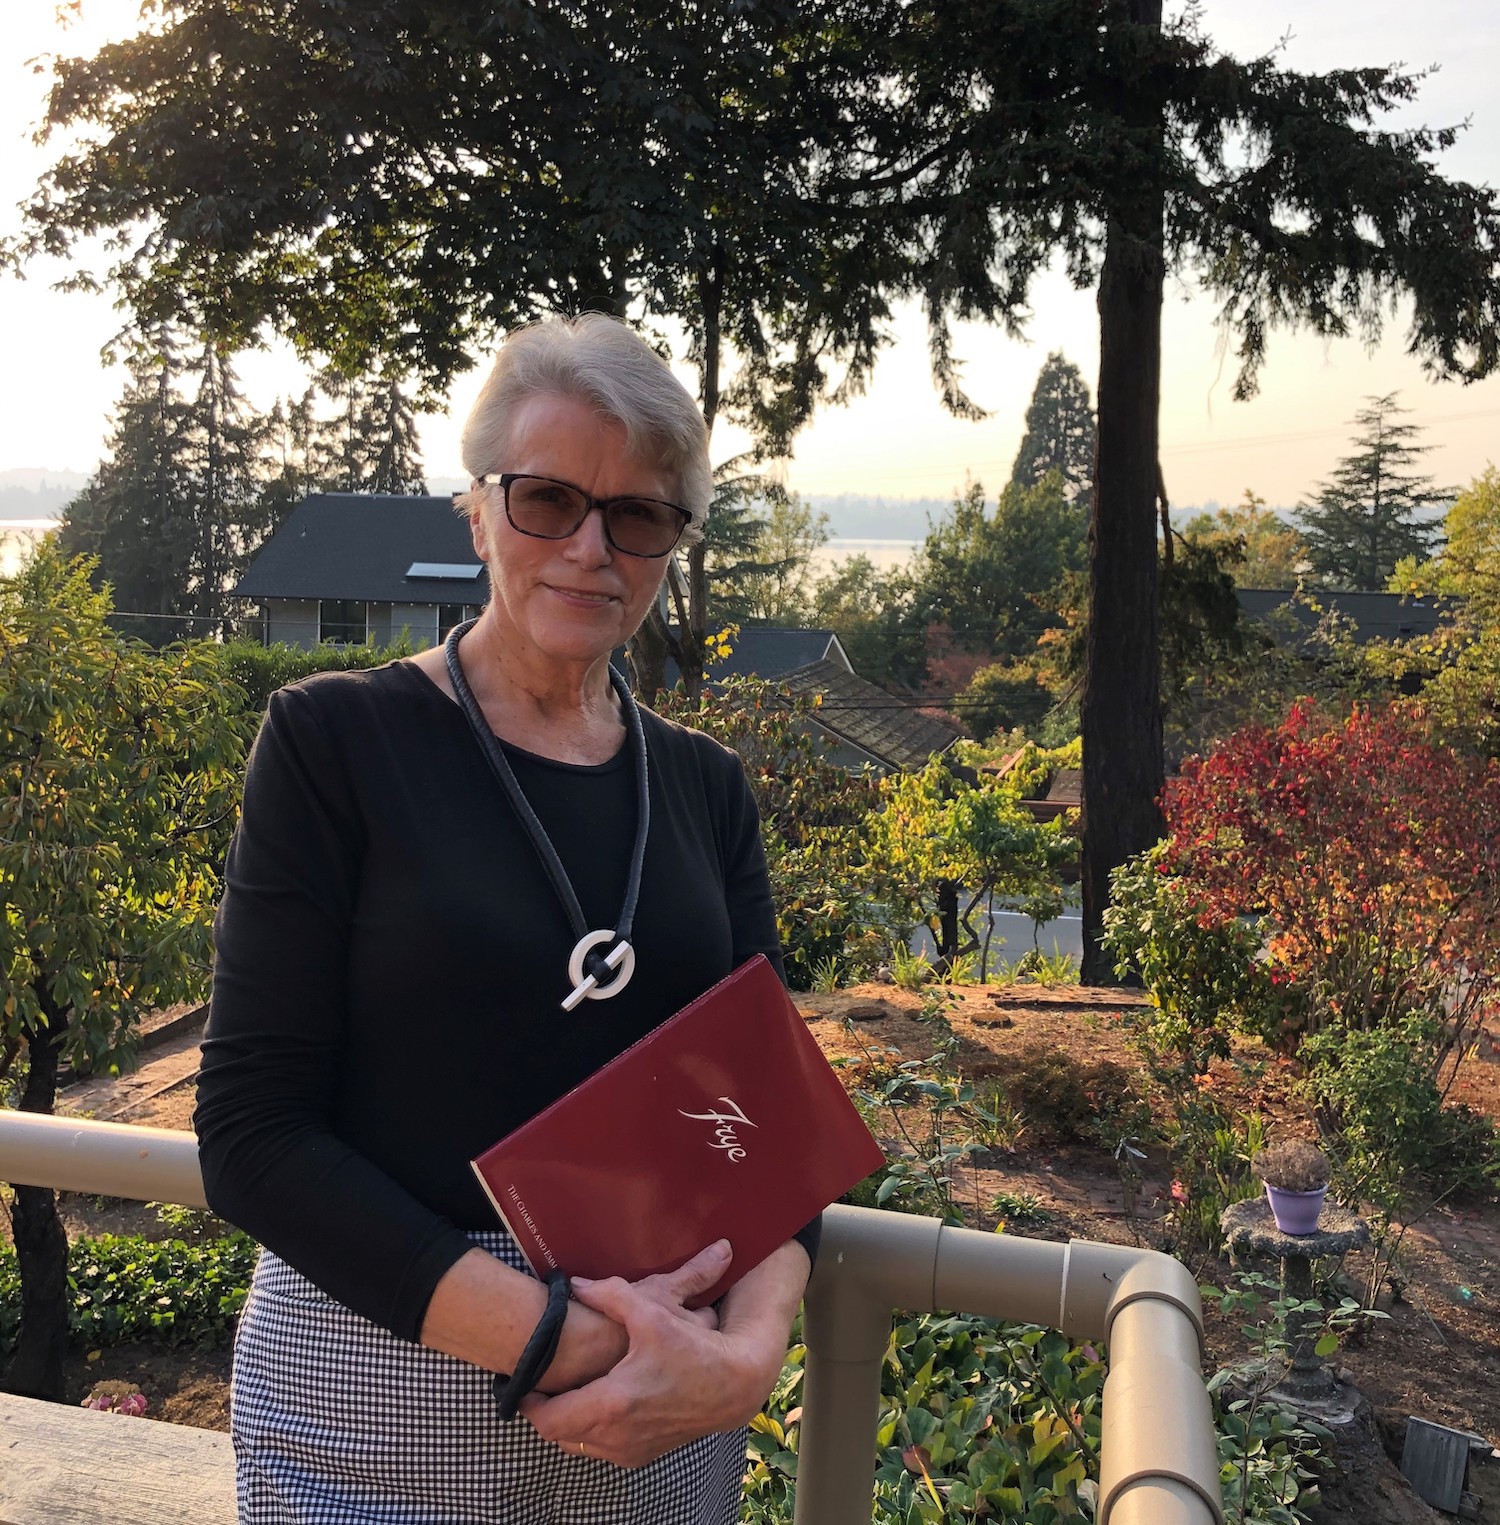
[{"xmin": 521, "ymin": 1238, "xmax": 797, "ymax": 1469}]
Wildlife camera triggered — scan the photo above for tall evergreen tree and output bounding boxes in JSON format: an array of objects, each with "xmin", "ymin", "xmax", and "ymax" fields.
[
  {"xmin": 179, "ymin": 337, "xmax": 275, "ymax": 634},
  {"xmin": 1295, "ymin": 395, "xmax": 1447, "ymax": 590},
  {"xmin": 870, "ymin": 0, "xmax": 1498, "ymax": 974},
  {"xmin": 6, "ymin": 0, "xmax": 900, "ymax": 700},
  {"xmin": 315, "ymin": 367, "xmax": 427, "ymax": 495},
  {"xmin": 1010, "ymin": 352, "xmax": 1097, "ymax": 509},
  {"xmin": 57, "ymin": 332, "xmax": 197, "ymax": 642},
  {"xmin": 262, "ymin": 386, "xmax": 326, "ymax": 526},
  {"xmin": 58, "ymin": 332, "xmax": 273, "ymax": 640}
]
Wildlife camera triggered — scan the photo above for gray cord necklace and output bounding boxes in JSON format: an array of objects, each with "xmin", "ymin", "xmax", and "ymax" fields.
[{"xmin": 444, "ymin": 617, "xmax": 650, "ymax": 1012}]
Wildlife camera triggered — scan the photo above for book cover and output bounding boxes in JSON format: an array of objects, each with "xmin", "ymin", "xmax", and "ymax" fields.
[{"xmin": 470, "ymin": 954, "xmax": 885, "ymax": 1305}]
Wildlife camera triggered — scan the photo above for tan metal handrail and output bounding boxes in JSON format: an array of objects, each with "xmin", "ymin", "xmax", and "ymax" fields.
[{"xmin": 0, "ymin": 1113, "xmax": 1223, "ymax": 1524}]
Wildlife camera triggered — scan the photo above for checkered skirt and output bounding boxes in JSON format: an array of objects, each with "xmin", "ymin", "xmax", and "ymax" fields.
[{"xmin": 232, "ymin": 1230, "xmax": 748, "ymax": 1524}]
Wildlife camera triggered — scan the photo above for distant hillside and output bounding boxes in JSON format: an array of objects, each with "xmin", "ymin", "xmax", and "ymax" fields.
[
  {"xmin": 805, "ymin": 494, "xmax": 952, "ymax": 540},
  {"xmin": 0, "ymin": 472, "xmax": 84, "ymax": 520}
]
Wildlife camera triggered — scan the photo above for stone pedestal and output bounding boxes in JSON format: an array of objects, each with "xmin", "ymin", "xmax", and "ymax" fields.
[{"xmin": 1220, "ymin": 1195, "xmax": 1371, "ymax": 1404}]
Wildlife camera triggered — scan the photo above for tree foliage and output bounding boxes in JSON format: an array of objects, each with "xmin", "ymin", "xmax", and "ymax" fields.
[
  {"xmin": 1295, "ymin": 395, "xmax": 1448, "ymax": 590},
  {"xmin": 704, "ymin": 482, "xmax": 828, "ymax": 628},
  {"xmin": 57, "ymin": 334, "xmax": 428, "ymax": 643},
  {"xmin": 913, "ymin": 477, "xmax": 1087, "ymax": 662},
  {"xmin": 864, "ymin": 755, "xmax": 1078, "ymax": 978},
  {"xmin": 1154, "ymin": 700, "xmax": 1500, "ymax": 1048},
  {"xmin": 1388, "ymin": 466, "xmax": 1500, "ymax": 756},
  {"xmin": 654, "ymin": 677, "xmax": 889, "ymax": 988},
  {"xmin": 1181, "ymin": 492, "xmax": 1307, "ymax": 589},
  {"xmin": 0, "ymin": 547, "xmax": 248, "ymax": 1397},
  {"xmin": 1009, "ymin": 352, "xmax": 1096, "ymax": 509},
  {"xmin": 58, "ymin": 333, "xmax": 274, "ymax": 642},
  {"xmin": 867, "ymin": 0, "xmax": 1500, "ymax": 974},
  {"xmin": 808, "ymin": 555, "xmax": 926, "ymax": 690},
  {"xmin": 12, "ymin": 0, "xmax": 1500, "ymax": 975},
  {"xmin": 315, "ymin": 365, "xmax": 427, "ymax": 495}
]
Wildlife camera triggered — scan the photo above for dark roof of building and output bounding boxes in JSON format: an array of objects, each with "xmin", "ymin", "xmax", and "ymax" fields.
[
  {"xmin": 661, "ymin": 627, "xmax": 844, "ymax": 685},
  {"xmin": 233, "ymin": 494, "xmax": 489, "ymax": 605},
  {"xmin": 662, "ymin": 627, "xmax": 847, "ymax": 687},
  {"xmin": 1237, "ymin": 588, "xmax": 1458, "ymax": 645},
  {"xmin": 710, "ymin": 627, "xmax": 845, "ymax": 680},
  {"xmin": 779, "ymin": 659, "xmax": 962, "ymax": 772}
]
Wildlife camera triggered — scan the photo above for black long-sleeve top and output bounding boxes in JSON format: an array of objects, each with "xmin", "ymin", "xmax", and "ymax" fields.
[{"xmin": 195, "ymin": 661, "xmax": 800, "ymax": 1342}]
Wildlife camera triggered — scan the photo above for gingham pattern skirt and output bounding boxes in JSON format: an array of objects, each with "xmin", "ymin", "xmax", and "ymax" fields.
[{"xmin": 231, "ymin": 1230, "xmax": 748, "ymax": 1524}]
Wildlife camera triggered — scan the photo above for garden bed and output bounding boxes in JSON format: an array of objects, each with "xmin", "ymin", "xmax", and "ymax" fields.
[{"xmin": 19, "ymin": 983, "xmax": 1500, "ymax": 1521}]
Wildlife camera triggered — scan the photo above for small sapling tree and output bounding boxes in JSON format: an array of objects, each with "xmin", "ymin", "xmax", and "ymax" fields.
[{"xmin": 0, "ymin": 546, "xmax": 247, "ymax": 1398}]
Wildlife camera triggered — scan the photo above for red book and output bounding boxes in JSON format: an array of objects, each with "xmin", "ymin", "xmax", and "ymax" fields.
[{"xmin": 470, "ymin": 954, "xmax": 885, "ymax": 1306}]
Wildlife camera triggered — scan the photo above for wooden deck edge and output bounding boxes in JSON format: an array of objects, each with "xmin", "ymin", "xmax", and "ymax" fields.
[{"xmin": 0, "ymin": 1393, "xmax": 234, "ymax": 1525}]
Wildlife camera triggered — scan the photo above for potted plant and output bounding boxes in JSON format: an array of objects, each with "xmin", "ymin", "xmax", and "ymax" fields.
[{"xmin": 1252, "ymin": 1138, "xmax": 1330, "ymax": 1235}]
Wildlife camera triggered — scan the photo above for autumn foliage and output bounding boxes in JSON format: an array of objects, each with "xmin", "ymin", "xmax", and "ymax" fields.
[{"xmin": 1158, "ymin": 700, "xmax": 1500, "ymax": 1052}]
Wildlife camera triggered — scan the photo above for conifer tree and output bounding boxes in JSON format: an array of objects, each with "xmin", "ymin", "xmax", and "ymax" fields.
[
  {"xmin": 262, "ymin": 386, "xmax": 326, "ymax": 525},
  {"xmin": 59, "ymin": 332, "xmax": 274, "ymax": 639},
  {"xmin": 179, "ymin": 337, "xmax": 275, "ymax": 634},
  {"xmin": 1010, "ymin": 352, "xmax": 1097, "ymax": 509},
  {"xmin": 314, "ymin": 367, "xmax": 427, "ymax": 495},
  {"xmin": 58, "ymin": 332, "xmax": 197, "ymax": 641},
  {"xmin": 1295, "ymin": 394, "xmax": 1447, "ymax": 590}
]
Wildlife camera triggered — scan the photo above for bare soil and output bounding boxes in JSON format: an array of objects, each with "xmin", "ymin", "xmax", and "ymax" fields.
[{"xmin": 24, "ymin": 984, "xmax": 1500, "ymax": 1521}]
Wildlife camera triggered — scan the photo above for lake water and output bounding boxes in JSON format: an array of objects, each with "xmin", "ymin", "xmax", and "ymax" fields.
[
  {"xmin": 2, "ymin": 518, "xmax": 909, "ymax": 579},
  {"xmin": 0, "ymin": 519, "xmax": 57, "ymax": 577},
  {"xmin": 810, "ymin": 537, "xmax": 922, "ymax": 575}
]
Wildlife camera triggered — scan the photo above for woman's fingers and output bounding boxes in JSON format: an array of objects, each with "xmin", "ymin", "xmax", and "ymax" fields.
[{"xmin": 571, "ymin": 1238, "xmax": 730, "ymax": 1323}]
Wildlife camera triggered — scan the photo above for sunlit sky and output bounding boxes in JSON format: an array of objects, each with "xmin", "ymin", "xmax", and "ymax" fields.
[{"xmin": 2, "ymin": 0, "xmax": 1497, "ymax": 509}]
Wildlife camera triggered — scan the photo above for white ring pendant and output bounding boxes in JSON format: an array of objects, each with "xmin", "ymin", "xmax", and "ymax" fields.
[{"xmin": 563, "ymin": 930, "xmax": 637, "ymax": 1010}]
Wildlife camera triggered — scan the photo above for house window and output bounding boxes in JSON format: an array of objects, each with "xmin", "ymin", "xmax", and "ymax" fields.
[
  {"xmin": 438, "ymin": 604, "xmax": 478, "ymax": 641},
  {"xmin": 319, "ymin": 599, "xmax": 369, "ymax": 645}
]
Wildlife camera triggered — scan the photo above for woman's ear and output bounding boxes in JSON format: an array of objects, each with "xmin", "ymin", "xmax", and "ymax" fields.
[{"xmin": 468, "ymin": 494, "xmax": 490, "ymax": 561}]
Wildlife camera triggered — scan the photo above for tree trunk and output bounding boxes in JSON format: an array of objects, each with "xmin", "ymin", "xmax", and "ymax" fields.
[
  {"xmin": 1080, "ymin": 0, "xmax": 1166, "ymax": 983},
  {"xmin": 4, "ymin": 1008, "xmax": 70, "ymax": 1400},
  {"xmin": 630, "ymin": 601, "xmax": 671, "ymax": 707},
  {"xmin": 674, "ymin": 256, "xmax": 723, "ymax": 707}
]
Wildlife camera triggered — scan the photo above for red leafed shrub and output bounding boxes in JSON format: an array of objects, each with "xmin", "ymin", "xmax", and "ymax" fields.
[{"xmin": 1159, "ymin": 699, "xmax": 1500, "ymax": 1050}]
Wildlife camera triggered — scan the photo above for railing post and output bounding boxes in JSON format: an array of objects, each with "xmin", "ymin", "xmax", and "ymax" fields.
[{"xmin": 797, "ymin": 1208, "xmax": 943, "ymax": 1525}]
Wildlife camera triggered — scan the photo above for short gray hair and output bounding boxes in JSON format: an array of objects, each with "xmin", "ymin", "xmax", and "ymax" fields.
[{"xmin": 459, "ymin": 314, "xmax": 711, "ymax": 539}]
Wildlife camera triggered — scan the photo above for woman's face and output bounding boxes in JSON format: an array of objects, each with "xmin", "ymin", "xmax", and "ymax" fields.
[{"xmin": 470, "ymin": 393, "xmax": 675, "ymax": 673}]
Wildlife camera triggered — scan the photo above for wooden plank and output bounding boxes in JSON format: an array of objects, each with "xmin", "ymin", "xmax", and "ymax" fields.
[{"xmin": 0, "ymin": 1394, "xmax": 234, "ymax": 1525}]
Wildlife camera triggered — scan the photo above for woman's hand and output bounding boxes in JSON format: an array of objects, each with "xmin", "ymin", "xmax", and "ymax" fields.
[{"xmin": 521, "ymin": 1237, "xmax": 810, "ymax": 1468}]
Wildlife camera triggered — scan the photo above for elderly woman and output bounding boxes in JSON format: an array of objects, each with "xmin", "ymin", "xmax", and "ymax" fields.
[{"xmin": 194, "ymin": 314, "xmax": 814, "ymax": 1524}]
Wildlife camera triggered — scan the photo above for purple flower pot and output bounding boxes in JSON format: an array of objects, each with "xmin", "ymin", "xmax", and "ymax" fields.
[{"xmin": 1264, "ymin": 1182, "xmax": 1327, "ymax": 1235}]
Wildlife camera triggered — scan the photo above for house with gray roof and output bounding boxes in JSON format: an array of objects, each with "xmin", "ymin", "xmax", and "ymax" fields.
[
  {"xmin": 233, "ymin": 493, "xmax": 959, "ymax": 771},
  {"xmin": 1237, "ymin": 588, "xmax": 1457, "ymax": 646},
  {"xmin": 232, "ymin": 493, "xmax": 485, "ymax": 648}
]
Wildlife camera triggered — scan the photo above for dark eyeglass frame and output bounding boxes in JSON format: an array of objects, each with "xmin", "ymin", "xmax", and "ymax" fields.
[{"xmin": 480, "ymin": 471, "xmax": 692, "ymax": 559}]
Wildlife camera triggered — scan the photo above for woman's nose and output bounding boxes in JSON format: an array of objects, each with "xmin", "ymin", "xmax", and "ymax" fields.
[{"xmin": 564, "ymin": 503, "xmax": 613, "ymax": 563}]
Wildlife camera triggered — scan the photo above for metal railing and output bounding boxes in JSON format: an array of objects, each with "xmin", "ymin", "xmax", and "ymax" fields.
[{"xmin": 0, "ymin": 1112, "xmax": 1223, "ymax": 1525}]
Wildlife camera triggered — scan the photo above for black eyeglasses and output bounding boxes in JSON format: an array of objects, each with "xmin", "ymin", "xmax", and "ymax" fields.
[{"xmin": 481, "ymin": 472, "xmax": 691, "ymax": 559}]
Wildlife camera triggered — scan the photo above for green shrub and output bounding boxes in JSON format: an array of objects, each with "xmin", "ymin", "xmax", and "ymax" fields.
[
  {"xmin": 0, "ymin": 1231, "xmax": 257, "ymax": 1355},
  {"xmin": 214, "ymin": 638, "xmax": 414, "ymax": 716},
  {"xmin": 1103, "ymin": 843, "xmax": 1290, "ymax": 1078},
  {"xmin": 1300, "ymin": 1020, "xmax": 1499, "ymax": 1208},
  {"xmin": 1002, "ymin": 1044, "xmax": 1147, "ymax": 1145},
  {"xmin": 742, "ymin": 1313, "xmax": 1104, "ymax": 1524}
]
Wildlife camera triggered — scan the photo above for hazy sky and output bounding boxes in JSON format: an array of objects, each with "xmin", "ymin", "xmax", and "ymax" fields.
[{"xmin": 2, "ymin": 1, "xmax": 1496, "ymax": 508}]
